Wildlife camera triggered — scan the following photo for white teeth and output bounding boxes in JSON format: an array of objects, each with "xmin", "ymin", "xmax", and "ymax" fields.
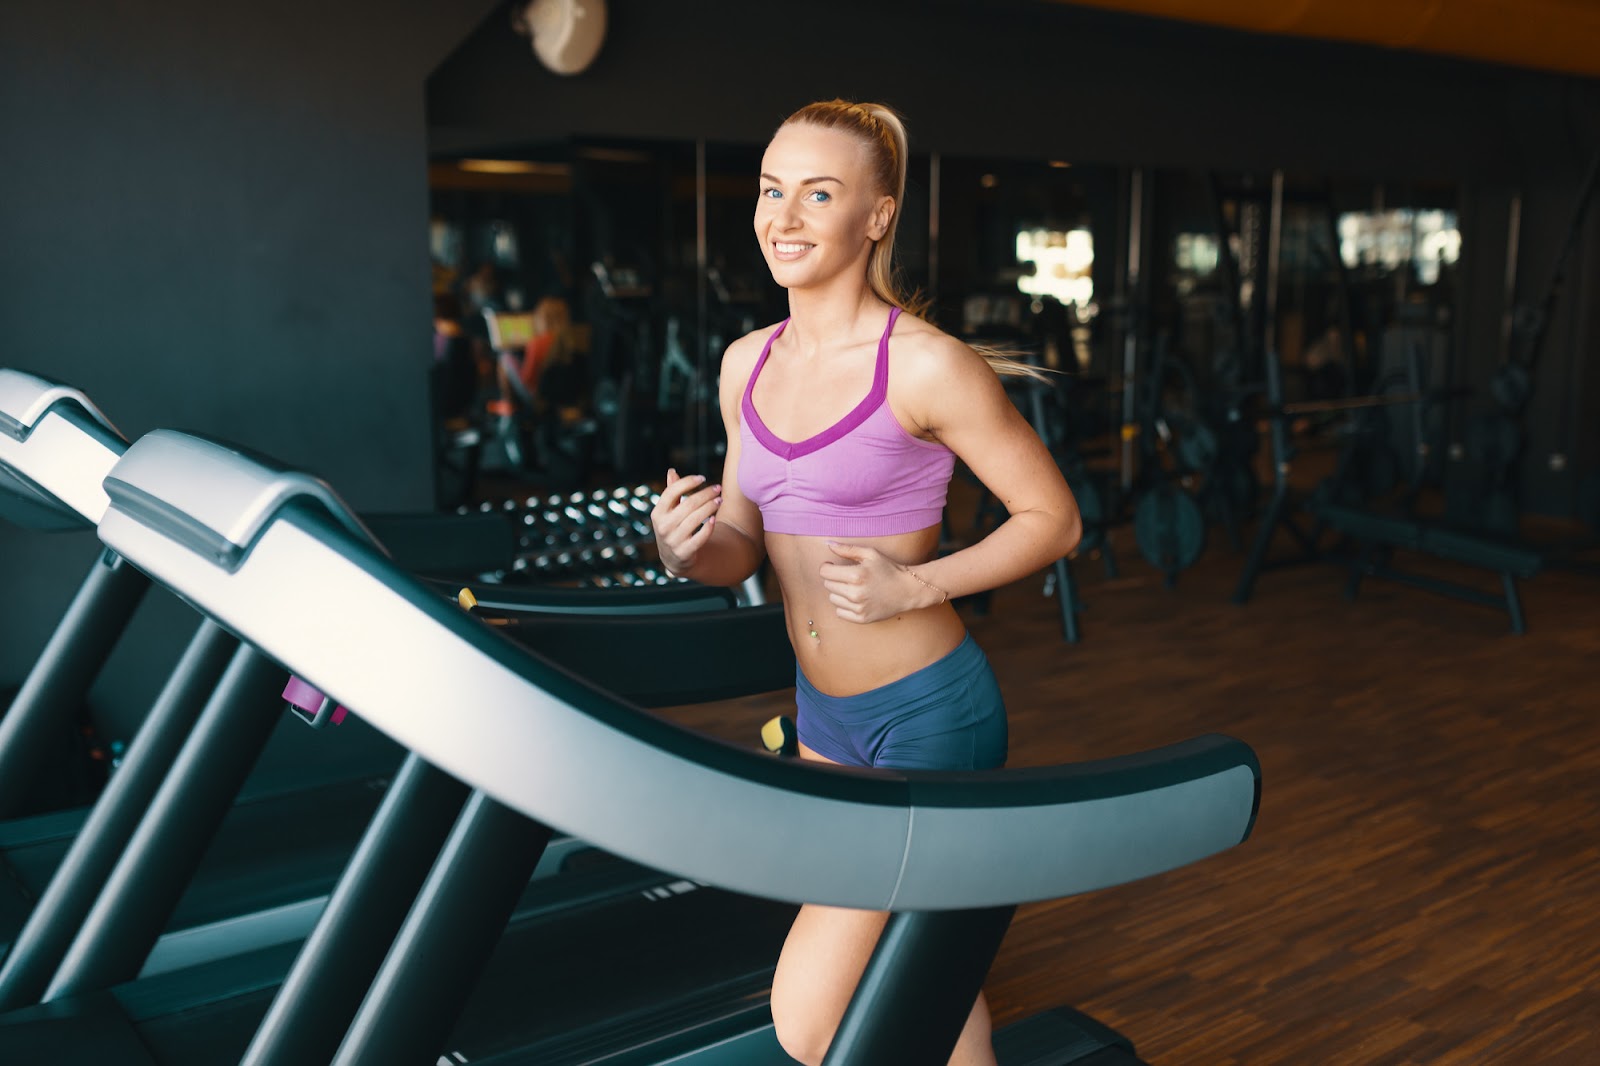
[{"xmin": 775, "ymin": 242, "xmax": 811, "ymax": 254}]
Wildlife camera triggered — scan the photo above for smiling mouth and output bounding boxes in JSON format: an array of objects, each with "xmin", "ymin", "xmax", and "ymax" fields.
[{"xmin": 772, "ymin": 241, "xmax": 814, "ymax": 259}]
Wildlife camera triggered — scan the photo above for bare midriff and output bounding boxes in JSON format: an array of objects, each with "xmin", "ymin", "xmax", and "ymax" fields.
[{"xmin": 765, "ymin": 523, "xmax": 966, "ymax": 697}]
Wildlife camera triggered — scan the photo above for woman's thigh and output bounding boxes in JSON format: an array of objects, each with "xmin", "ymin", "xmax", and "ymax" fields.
[
  {"xmin": 771, "ymin": 743, "xmax": 890, "ymax": 1055},
  {"xmin": 771, "ymin": 904, "xmax": 888, "ymax": 1041}
]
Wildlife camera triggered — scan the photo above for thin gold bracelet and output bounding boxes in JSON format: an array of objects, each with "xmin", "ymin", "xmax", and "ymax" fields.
[{"xmin": 903, "ymin": 565, "xmax": 949, "ymax": 605}]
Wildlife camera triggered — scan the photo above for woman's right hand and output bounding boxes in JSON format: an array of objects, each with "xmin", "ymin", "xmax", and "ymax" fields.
[{"xmin": 652, "ymin": 468, "xmax": 722, "ymax": 576}]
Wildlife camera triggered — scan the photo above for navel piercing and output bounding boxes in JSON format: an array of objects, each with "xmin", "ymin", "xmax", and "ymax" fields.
[{"xmin": 808, "ymin": 619, "xmax": 820, "ymax": 640}]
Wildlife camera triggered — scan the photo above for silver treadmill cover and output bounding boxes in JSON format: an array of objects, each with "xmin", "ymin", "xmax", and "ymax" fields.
[
  {"xmin": 97, "ymin": 430, "xmax": 1259, "ymax": 911},
  {"xmin": 0, "ymin": 368, "xmax": 126, "ymax": 526}
]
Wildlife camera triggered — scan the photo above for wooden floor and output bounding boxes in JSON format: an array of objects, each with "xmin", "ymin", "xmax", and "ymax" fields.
[{"xmin": 658, "ymin": 518, "xmax": 1600, "ymax": 1064}]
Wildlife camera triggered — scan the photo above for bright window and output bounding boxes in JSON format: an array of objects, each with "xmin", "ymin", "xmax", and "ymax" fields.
[{"xmin": 1016, "ymin": 228, "xmax": 1095, "ymax": 308}]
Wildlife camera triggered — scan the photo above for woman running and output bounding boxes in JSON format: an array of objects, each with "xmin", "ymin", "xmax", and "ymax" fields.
[{"xmin": 651, "ymin": 99, "xmax": 1081, "ymax": 1066}]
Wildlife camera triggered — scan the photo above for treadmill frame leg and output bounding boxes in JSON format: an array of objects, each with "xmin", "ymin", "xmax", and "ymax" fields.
[
  {"xmin": 330, "ymin": 791, "xmax": 553, "ymax": 1066},
  {"xmin": 241, "ymin": 752, "xmax": 471, "ymax": 1066}
]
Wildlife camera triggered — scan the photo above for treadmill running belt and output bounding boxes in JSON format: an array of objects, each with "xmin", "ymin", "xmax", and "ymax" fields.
[{"xmin": 447, "ymin": 886, "xmax": 795, "ymax": 1063}]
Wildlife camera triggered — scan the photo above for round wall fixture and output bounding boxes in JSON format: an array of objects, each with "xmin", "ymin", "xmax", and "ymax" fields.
[{"xmin": 515, "ymin": 0, "xmax": 608, "ymax": 76}]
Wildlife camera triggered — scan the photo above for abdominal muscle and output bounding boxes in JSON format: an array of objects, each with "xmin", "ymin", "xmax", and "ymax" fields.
[{"xmin": 765, "ymin": 524, "xmax": 967, "ymax": 697}]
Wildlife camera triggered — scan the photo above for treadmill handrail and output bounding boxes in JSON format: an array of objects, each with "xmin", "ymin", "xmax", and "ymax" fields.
[
  {"xmin": 424, "ymin": 578, "xmax": 739, "ymax": 616},
  {"xmin": 102, "ymin": 429, "xmax": 379, "ymax": 569},
  {"xmin": 491, "ymin": 603, "xmax": 795, "ymax": 708},
  {"xmin": 0, "ymin": 370, "xmax": 122, "ymax": 443},
  {"xmin": 0, "ymin": 369, "xmax": 128, "ymax": 527},
  {"xmin": 96, "ymin": 431, "xmax": 1261, "ymax": 911}
]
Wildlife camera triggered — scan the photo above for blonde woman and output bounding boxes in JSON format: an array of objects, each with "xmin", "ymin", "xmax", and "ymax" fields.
[{"xmin": 652, "ymin": 100, "xmax": 1081, "ymax": 1066}]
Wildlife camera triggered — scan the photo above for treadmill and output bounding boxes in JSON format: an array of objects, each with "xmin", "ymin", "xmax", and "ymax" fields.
[
  {"xmin": 0, "ymin": 372, "xmax": 749, "ymax": 1012},
  {"xmin": 0, "ymin": 428, "xmax": 1261, "ymax": 1065},
  {"xmin": 0, "ymin": 369, "xmax": 149, "ymax": 817},
  {"xmin": 0, "ymin": 371, "xmax": 427, "ymax": 1007}
]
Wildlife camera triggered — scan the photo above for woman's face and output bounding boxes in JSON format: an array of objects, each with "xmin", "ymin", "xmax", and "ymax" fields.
[{"xmin": 755, "ymin": 123, "xmax": 893, "ymax": 292}]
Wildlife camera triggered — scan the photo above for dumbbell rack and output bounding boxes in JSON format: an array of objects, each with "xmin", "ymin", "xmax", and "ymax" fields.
[{"xmin": 462, "ymin": 485, "xmax": 682, "ymax": 588}]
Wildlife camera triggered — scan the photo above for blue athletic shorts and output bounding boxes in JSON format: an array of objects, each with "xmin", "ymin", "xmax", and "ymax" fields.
[{"xmin": 794, "ymin": 632, "xmax": 1008, "ymax": 771}]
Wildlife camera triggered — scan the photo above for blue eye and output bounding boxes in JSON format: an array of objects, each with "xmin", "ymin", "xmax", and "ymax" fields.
[
  {"xmin": 807, "ymin": 190, "xmax": 831, "ymax": 204},
  {"xmin": 761, "ymin": 187, "xmax": 782, "ymax": 199}
]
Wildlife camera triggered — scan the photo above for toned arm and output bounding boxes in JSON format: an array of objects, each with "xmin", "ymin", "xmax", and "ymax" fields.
[{"xmin": 896, "ymin": 335, "xmax": 1081, "ymax": 601}]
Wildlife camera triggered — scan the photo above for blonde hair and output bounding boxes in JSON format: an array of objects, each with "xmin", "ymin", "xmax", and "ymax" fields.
[{"xmin": 779, "ymin": 99, "xmax": 1049, "ymax": 382}]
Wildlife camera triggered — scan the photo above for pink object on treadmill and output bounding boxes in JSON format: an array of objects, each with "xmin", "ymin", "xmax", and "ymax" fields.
[{"xmin": 282, "ymin": 675, "xmax": 348, "ymax": 727}]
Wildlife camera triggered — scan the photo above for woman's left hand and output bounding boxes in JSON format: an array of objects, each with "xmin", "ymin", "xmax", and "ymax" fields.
[{"xmin": 820, "ymin": 542, "xmax": 941, "ymax": 624}]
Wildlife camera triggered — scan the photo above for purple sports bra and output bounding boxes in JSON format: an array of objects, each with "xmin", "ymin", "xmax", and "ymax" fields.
[{"xmin": 738, "ymin": 307, "xmax": 955, "ymax": 537}]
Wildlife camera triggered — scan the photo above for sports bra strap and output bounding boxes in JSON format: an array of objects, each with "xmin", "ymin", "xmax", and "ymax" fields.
[{"xmin": 873, "ymin": 306, "xmax": 901, "ymax": 392}]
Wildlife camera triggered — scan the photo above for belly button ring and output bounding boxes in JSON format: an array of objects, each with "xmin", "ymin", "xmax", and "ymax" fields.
[{"xmin": 808, "ymin": 619, "xmax": 820, "ymax": 640}]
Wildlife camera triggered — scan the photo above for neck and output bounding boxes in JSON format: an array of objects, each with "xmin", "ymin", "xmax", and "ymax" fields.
[{"xmin": 782, "ymin": 277, "xmax": 892, "ymax": 358}]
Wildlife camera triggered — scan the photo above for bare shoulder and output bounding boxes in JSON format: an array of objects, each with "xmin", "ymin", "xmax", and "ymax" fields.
[
  {"xmin": 888, "ymin": 316, "xmax": 998, "ymax": 395},
  {"xmin": 718, "ymin": 321, "xmax": 784, "ymax": 411},
  {"xmin": 721, "ymin": 321, "xmax": 784, "ymax": 377}
]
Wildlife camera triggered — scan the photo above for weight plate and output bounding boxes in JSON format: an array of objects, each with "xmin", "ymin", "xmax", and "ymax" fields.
[
  {"xmin": 1134, "ymin": 484, "xmax": 1206, "ymax": 574},
  {"xmin": 1490, "ymin": 362, "xmax": 1532, "ymax": 416},
  {"xmin": 1174, "ymin": 420, "xmax": 1220, "ymax": 474}
]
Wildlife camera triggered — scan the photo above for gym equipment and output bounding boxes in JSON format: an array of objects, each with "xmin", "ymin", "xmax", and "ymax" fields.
[
  {"xmin": 0, "ymin": 588, "xmax": 767, "ymax": 1026},
  {"xmin": 1079, "ymin": 170, "xmax": 1257, "ymax": 586},
  {"xmin": 1125, "ymin": 341, "xmax": 1233, "ymax": 584},
  {"xmin": 0, "ymin": 371, "xmax": 756, "ymax": 1016},
  {"xmin": 476, "ymin": 483, "xmax": 661, "ymax": 584},
  {"xmin": 41, "ymin": 427, "xmax": 1260, "ymax": 1066},
  {"xmin": 586, "ymin": 259, "xmax": 660, "ymax": 477},
  {"xmin": 479, "ymin": 308, "xmax": 598, "ymax": 492},
  {"xmin": 1451, "ymin": 148, "xmax": 1600, "ymax": 532},
  {"xmin": 1317, "ymin": 502, "xmax": 1542, "ymax": 634},
  {"xmin": 0, "ymin": 574, "xmax": 751, "ymax": 1009},
  {"xmin": 0, "ymin": 371, "xmax": 148, "ymax": 816},
  {"xmin": 1228, "ymin": 177, "xmax": 1543, "ymax": 632},
  {"xmin": 463, "ymin": 484, "xmax": 766, "ymax": 604},
  {"xmin": 481, "ymin": 308, "xmax": 544, "ymax": 474},
  {"xmin": 1133, "ymin": 482, "xmax": 1206, "ymax": 579},
  {"xmin": 0, "ymin": 371, "xmax": 390, "ymax": 1006},
  {"xmin": 0, "ymin": 511, "xmax": 800, "ymax": 1065}
]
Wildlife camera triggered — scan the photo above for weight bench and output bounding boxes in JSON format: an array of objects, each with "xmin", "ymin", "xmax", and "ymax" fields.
[{"xmin": 1315, "ymin": 502, "xmax": 1543, "ymax": 634}]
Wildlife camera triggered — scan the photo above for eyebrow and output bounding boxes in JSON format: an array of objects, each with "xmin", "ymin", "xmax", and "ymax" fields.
[{"xmin": 759, "ymin": 173, "xmax": 846, "ymax": 187}]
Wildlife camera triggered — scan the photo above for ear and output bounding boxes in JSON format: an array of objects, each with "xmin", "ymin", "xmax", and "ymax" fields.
[{"xmin": 868, "ymin": 195, "xmax": 896, "ymax": 242}]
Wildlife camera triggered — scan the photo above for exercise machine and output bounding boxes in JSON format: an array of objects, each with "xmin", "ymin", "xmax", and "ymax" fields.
[
  {"xmin": 0, "ymin": 371, "xmax": 148, "ymax": 816},
  {"xmin": 6, "ymin": 428, "xmax": 1261, "ymax": 1065}
]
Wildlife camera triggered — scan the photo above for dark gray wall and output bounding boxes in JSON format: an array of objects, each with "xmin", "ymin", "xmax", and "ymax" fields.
[
  {"xmin": 0, "ymin": 0, "xmax": 496, "ymax": 738},
  {"xmin": 430, "ymin": 0, "xmax": 1600, "ymax": 515},
  {"xmin": 430, "ymin": 0, "xmax": 1531, "ymax": 178}
]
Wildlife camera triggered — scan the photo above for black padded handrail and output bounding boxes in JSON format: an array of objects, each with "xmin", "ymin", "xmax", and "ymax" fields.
[
  {"xmin": 96, "ymin": 430, "xmax": 1261, "ymax": 911},
  {"xmin": 490, "ymin": 602, "xmax": 792, "ymax": 707},
  {"xmin": 429, "ymin": 577, "xmax": 739, "ymax": 617}
]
